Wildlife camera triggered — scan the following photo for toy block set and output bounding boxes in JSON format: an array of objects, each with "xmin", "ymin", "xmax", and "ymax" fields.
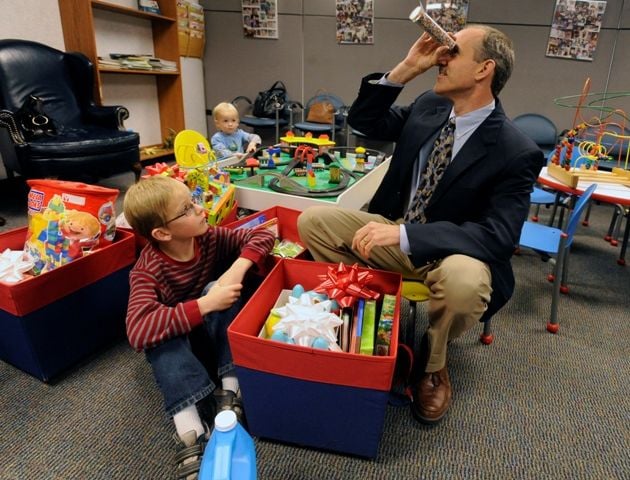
[
  {"xmin": 227, "ymin": 259, "xmax": 402, "ymax": 458},
  {"xmin": 0, "ymin": 179, "xmax": 138, "ymax": 382}
]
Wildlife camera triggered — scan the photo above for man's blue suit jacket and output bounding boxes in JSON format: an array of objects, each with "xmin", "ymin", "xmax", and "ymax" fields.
[{"xmin": 348, "ymin": 73, "xmax": 545, "ymax": 320}]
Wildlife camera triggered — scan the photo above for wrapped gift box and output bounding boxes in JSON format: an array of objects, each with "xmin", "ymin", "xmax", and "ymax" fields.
[
  {"xmin": 227, "ymin": 258, "xmax": 401, "ymax": 458},
  {"xmin": 0, "ymin": 227, "xmax": 136, "ymax": 382}
]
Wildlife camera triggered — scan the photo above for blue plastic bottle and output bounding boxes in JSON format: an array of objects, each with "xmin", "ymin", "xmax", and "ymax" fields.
[{"xmin": 199, "ymin": 410, "xmax": 257, "ymax": 480}]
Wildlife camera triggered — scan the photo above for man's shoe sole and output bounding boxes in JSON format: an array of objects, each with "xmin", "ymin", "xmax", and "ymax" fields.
[{"xmin": 410, "ymin": 402, "xmax": 449, "ymax": 425}]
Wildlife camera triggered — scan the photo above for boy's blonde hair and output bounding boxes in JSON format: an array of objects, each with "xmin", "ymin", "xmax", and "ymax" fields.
[
  {"xmin": 212, "ymin": 102, "xmax": 239, "ymax": 121},
  {"xmin": 123, "ymin": 176, "xmax": 187, "ymax": 241}
]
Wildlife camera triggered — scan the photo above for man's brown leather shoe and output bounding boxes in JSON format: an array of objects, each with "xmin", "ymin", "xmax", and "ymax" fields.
[{"xmin": 410, "ymin": 366, "xmax": 452, "ymax": 425}]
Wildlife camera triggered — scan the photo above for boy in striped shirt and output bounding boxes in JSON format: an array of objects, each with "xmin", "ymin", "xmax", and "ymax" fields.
[{"xmin": 123, "ymin": 176, "xmax": 275, "ymax": 478}]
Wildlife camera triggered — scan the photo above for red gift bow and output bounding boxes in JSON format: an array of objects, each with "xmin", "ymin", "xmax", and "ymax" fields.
[{"xmin": 314, "ymin": 263, "xmax": 381, "ymax": 308}]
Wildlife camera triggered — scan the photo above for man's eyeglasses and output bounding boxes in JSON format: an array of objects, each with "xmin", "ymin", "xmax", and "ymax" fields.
[{"xmin": 165, "ymin": 202, "xmax": 197, "ymax": 224}]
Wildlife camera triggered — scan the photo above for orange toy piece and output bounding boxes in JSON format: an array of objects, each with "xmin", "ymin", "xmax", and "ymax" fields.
[{"xmin": 245, "ymin": 158, "xmax": 260, "ymax": 168}]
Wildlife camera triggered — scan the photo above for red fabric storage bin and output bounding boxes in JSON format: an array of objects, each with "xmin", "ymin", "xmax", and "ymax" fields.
[
  {"xmin": 0, "ymin": 228, "xmax": 136, "ymax": 382},
  {"xmin": 227, "ymin": 258, "xmax": 401, "ymax": 458},
  {"xmin": 224, "ymin": 206, "xmax": 309, "ymax": 271}
]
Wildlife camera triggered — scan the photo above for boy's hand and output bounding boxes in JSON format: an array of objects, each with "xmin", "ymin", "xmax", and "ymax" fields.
[
  {"xmin": 197, "ymin": 282, "xmax": 243, "ymax": 315},
  {"xmin": 218, "ymin": 258, "xmax": 253, "ymax": 286}
]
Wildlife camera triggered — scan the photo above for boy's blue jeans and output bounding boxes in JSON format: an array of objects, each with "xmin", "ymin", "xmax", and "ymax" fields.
[{"xmin": 145, "ymin": 282, "xmax": 241, "ymax": 417}]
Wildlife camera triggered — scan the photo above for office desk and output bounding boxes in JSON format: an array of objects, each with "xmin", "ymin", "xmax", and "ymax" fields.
[
  {"xmin": 538, "ymin": 167, "xmax": 630, "ymax": 265},
  {"xmin": 220, "ymin": 157, "xmax": 391, "ymax": 212}
]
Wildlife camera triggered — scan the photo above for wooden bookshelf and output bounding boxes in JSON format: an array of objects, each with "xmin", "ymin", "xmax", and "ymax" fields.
[
  {"xmin": 58, "ymin": 0, "xmax": 185, "ymax": 142},
  {"xmin": 140, "ymin": 144, "xmax": 174, "ymax": 164}
]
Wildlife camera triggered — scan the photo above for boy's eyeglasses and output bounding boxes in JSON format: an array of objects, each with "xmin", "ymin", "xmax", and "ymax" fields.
[{"xmin": 165, "ymin": 202, "xmax": 197, "ymax": 224}]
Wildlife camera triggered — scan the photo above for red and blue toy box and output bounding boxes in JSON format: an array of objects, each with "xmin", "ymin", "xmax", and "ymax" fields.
[
  {"xmin": 224, "ymin": 205, "xmax": 308, "ymax": 270},
  {"xmin": 0, "ymin": 227, "xmax": 136, "ymax": 382},
  {"xmin": 227, "ymin": 258, "xmax": 401, "ymax": 458}
]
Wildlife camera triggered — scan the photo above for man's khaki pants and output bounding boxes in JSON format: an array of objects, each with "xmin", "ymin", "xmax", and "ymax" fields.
[{"xmin": 298, "ymin": 206, "xmax": 492, "ymax": 372}]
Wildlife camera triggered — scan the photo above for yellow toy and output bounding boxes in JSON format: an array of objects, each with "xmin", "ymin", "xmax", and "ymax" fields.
[{"xmin": 174, "ymin": 129, "xmax": 216, "ymax": 168}]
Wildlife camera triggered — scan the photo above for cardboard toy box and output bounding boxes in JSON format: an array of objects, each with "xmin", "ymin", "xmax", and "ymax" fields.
[
  {"xmin": 227, "ymin": 258, "xmax": 401, "ymax": 458},
  {"xmin": 0, "ymin": 227, "xmax": 136, "ymax": 382},
  {"xmin": 224, "ymin": 206, "xmax": 308, "ymax": 270}
]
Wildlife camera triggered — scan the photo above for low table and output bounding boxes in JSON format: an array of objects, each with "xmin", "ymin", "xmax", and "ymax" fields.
[{"xmin": 218, "ymin": 156, "xmax": 391, "ymax": 212}]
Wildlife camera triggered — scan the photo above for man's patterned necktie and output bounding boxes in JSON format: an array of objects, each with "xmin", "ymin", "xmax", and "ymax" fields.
[{"xmin": 404, "ymin": 118, "xmax": 456, "ymax": 224}]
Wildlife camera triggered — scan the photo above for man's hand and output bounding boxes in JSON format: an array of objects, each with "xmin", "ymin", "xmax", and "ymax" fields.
[
  {"xmin": 352, "ymin": 222, "xmax": 401, "ymax": 259},
  {"xmin": 197, "ymin": 282, "xmax": 243, "ymax": 315},
  {"xmin": 388, "ymin": 32, "xmax": 454, "ymax": 84}
]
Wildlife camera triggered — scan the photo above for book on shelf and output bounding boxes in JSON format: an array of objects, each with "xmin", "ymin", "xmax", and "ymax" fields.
[
  {"xmin": 99, "ymin": 54, "xmax": 177, "ymax": 72},
  {"xmin": 138, "ymin": 0, "xmax": 161, "ymax": 15}
]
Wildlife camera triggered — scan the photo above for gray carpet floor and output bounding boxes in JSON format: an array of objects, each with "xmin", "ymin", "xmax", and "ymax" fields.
[{"xmin": 0, "ymin": 174, "xmax": 629, "ymax": 480}]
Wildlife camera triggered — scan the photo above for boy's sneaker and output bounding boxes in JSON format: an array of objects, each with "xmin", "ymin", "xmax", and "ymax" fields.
[
  {"xmin": 174, "ymin": 428, "xmax": 208, "ymax": 480},
  {"xmin": 213, "ymin": 388, "xmax": 246, "ymax": 427}
]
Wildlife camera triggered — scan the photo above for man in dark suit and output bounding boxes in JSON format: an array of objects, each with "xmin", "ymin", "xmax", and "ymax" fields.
[{"xmin": 298, "ymin": 25, "xmax": 544, "ymax": 424}]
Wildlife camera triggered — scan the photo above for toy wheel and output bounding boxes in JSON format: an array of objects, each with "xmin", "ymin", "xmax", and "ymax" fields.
[
  {"xmin": 560, "ymin": 285, "xmax": 569, "ymax": 295},
  {"xmin": 479, "ymin": 333, "xmax": 494, "ymax": 345},
  {"xmin": 604, "ymin": 235, "xmax": 611, "ymax": 241},
  {"xmin": 546, "ymin": 322, "xmax": 559, "ymax": 334},
  {"xmin": 617, "ymin": 258, "xmax": 626, "ymax": 266},
  {"xmin": 611, "ymin": 239, "xmax": 619, "ymax": 247},
  {"xmin": 547, "ymin": 273, "xmax": 555, "ymax": 282},
  {"xmin": 582, "ymin": 220, "xmax": 589, "ymax": 227},
  {"xmin": 531, "ymin": 216, "xmax": 539, "ymax": 222}
]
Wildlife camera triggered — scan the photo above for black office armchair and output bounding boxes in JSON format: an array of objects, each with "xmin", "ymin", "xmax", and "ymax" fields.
[{"xmin": 0, "ymin": 39, "xmax": 141, "ymax": 182}]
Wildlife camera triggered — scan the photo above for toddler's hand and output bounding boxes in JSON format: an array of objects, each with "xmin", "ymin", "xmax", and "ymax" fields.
[
  {"xmin": 246, "ymin": 141, "xmax": 258, "ymax": 153},
  {"xmin": 198, "ymin": 282, "xmax": 243, "ymax": 314}
]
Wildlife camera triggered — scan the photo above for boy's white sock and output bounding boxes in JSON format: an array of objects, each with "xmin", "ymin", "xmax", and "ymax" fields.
[
  {"xmin": 221, "ymin": 375, "xmax": 239, "ymax": 394},
  {"xmin": 173, "ymin": 405, "xmax": 205, "ymax": 440}
]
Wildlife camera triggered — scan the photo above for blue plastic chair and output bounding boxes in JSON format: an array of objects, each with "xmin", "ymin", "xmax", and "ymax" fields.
[
  {"xmin": 518, "ymin": 183, "xmax": 597, "ymax": 333},
  {"xmin": 513, "ymin": 113, "xmax": 563, "ymax": 223},
  {"xmin": 530, "ymin": 186, "xmax": 561, "ymax": 223},
  {"xmin": 513, "ymin": 113, "xmax": 558, "ymax": 155},
  {"xmin": 293, "ymin": 93, "xmax": 348, "ymax": 144}
]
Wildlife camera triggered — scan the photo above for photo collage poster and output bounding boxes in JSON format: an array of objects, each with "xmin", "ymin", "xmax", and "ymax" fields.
[
  {"xmin": 336, "ymin": 0, "xmax": 374, "ymax": 44},
  {"xmin": 426, "ymin": 0, "xmax": 469, "ymax": 33},
  {"xmin": 546, "ymin": 0, "xmax": 607, "ymax": 61},
  {"xmin": 242, "ymin": 0, "xmax": 278, "ymax": 39}
]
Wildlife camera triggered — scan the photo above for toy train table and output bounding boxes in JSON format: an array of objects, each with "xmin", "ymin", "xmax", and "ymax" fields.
[{"xmin": 219, "ymin": 135, "xmax": 391, "ymax": 211}]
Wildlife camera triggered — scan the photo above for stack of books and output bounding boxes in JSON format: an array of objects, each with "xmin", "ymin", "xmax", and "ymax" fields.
[{"xmin": 97, "ymin": 54, "xmax": 177, "ymax": 72}]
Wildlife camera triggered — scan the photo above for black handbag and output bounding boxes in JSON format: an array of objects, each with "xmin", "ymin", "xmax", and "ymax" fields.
[
  {"xmin": 15, "ymin": 95, "xmax": 57, "ymax": 140},
  {"xmin": 252, "ymin": 81, "xmax": 288, "ymax": 119}
]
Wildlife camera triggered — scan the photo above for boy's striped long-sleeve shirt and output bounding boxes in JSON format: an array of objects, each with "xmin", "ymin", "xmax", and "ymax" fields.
[{"xmin": 126, "ymin": 226, "xmax": 275, "ymax": 351}]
